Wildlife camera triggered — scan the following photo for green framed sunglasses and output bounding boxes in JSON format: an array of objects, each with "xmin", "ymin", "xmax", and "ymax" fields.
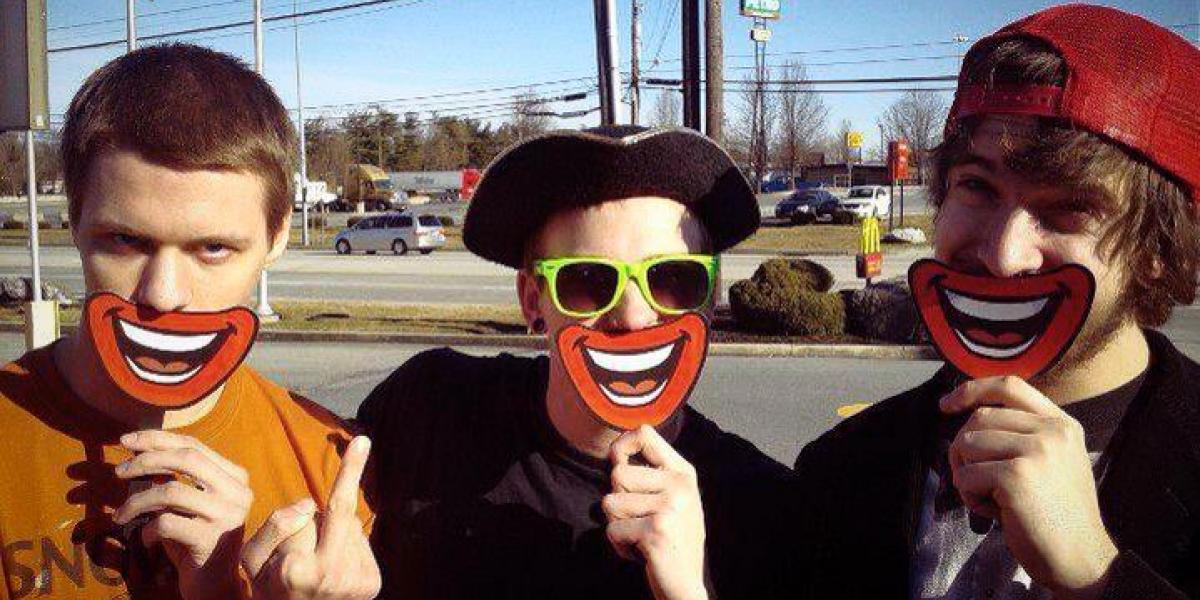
[{"xmin": 532, "ymin": 253, "xmax": 718, "ymax": 318}]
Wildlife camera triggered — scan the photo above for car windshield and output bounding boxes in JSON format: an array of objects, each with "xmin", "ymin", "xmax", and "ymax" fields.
[
  {"xmin": 375, "ymin": 179, "xmax": 394, "ymax": 190},
  {"xmin": 418, "ymin": 215, "xmax": 441, "ymax": 227},
  {"xmin": 848, "ymin": 188, "xmax": 875, "ymax": 198}
]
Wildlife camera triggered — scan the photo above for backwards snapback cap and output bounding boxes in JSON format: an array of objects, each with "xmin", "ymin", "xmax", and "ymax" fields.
[
  {"xmin": 946, "ymin": 3, "xmax": 1200, "ymax": 203},
  {"xmin": 463, "ymin": 126, "xmax": 759, "ymax": 269}
]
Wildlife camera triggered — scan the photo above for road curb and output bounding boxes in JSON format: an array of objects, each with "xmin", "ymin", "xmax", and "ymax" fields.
[{"xmin": 0, "ymin": 322, "xmax": 937, "ymax": 360}]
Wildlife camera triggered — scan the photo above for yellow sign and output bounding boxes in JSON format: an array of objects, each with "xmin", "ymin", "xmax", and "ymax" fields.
[
  {"xmin": 846, "ymin": 131, "xmax": 863, "ymax": 149},
  {"xmin": 856, "ymin": 217, "xmax": 882, "ymax": 279},
  {"xmin": 859, "ymin": 217, "xmax": 880, "ymax": 254}
]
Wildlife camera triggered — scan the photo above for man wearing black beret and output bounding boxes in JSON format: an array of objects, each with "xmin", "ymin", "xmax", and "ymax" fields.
[{"xmin": 356, "ymin": 126, "xmax": 795, "ymax": 599}]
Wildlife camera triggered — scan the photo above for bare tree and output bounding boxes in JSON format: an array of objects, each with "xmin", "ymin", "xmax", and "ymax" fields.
[
  {"xmin": 771, "ymin": 60, "xmax": 828, "ymax": 187},
  {"xmin": 877, "ymin": 89, "xmax": 950, "ymax": 183},
  {"xmin": 651, "ymin": 90, "xmax": 681, "ymax": 128},
  {"xmin": 824, "ymin": 119, "xmax": 856, "ymax": 165},
  {"xmin": 730, "ymin": 70, "xmax": 777, "ymax": 183},
  {"xmin": 510, "ymin": 91, "xmax": 553, "ymax": 142}
]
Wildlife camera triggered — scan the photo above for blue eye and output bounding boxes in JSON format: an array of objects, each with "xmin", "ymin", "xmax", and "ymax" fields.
[{"xmin": 112, "ymin": 233, "xmax": 140, "ymax": 247}]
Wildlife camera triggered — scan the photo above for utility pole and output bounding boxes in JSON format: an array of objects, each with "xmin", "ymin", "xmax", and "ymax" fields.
[
  {"xmin": 630, "ymin": 0, "xmax": 641, "ymax": 126},
  {"xmin": 592, "ymin": 0, "xmax": 620, "ymax": 125},
  {"xmin": 295, "ymin": 0, "xmax": 309, "ymax": 247},
  {"xmin": 252, "ymin": 0, "xmax": 277, "ymax": 322},
  {"xmin": 681, "ymin": 0, "xmax": 701, "ymax": 130},
  {"xmin": 704, "ymin": 0, "xmax": 723, "ymax": 143}
]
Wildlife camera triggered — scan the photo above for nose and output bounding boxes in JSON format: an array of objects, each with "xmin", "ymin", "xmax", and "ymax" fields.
[
  {"xmin": 597, "ymin": 279, "xmax": 660, "ymax": 332},
  {"xmin": 131, "ymin": 250, "xmax": 192, "ymax": 313},
  {"xmin": 976, "ymin": 208, "xmax": 1045, "ymax": 277}
]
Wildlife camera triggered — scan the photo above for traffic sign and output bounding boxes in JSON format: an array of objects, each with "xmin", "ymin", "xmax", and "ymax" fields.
[
  {"xmin": 740, "ymin": 0, "xmax": 781, "ymax": 19},
  {"xmin": 846, "ymin": 131, "xmax": 863, "ymax": 149}
]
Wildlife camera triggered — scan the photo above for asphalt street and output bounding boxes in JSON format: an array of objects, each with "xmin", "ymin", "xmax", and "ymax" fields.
[
  {"xmin": 0, "ymin": 332, "xmax": 938, "ymax": 464},
  {"xmin": 0, "ymin": 245, "xmax": 932, "ymax": 305},
  {"xmin": 1, "ymin": 306, "xmax": 1196, "ymax": 465}
]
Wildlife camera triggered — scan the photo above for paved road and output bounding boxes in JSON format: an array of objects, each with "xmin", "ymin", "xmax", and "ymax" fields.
[
  {"xmin": 1, "ymin": 307, "xmax": 1196, "ymax": 465},
  {"xmin": 0, "ymin": 246, "xmax": 932, "ymax": 305},
  {"xmin": 0, "ymin": 333, "xmax": 937, "ymax": 464}
]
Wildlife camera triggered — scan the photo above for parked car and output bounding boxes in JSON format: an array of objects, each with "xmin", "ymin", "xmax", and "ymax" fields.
[
  {"xmin": 332, "ymin": 212, "xmax": 445, "ymax": 255},
  {"xmin": 813, "ymin": 197, "xmax": 842, "ymax": 224},
  {"xmin": 774, "ymin": 189, "xmax": 838, "ymax": 224},
  {"xmin": 835, "ymin": 185, "xmax": 892, "ymax": 222},
  {"xmin": 760, "ymin": 175, "xmax": 823, "ymax": 194}
]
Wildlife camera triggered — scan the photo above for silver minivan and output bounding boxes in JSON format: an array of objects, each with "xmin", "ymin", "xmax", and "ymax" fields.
[{"xmin": 333, "ymin": 213, "xmax": 446, "ymax": 255}]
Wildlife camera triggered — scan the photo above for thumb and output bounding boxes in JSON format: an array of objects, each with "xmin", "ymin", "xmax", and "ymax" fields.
[{"xmin": 241, "ymin": 498, "xmax": 316, "ymax": 580}]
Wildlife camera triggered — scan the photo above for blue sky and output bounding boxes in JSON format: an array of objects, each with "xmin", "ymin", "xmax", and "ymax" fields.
[{"xmin": 45, "ymin": 0, "xmax": 1199, "ymax": 153}]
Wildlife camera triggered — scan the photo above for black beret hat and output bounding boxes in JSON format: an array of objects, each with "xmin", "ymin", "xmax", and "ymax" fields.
[{"xmin": 463, "ymin": 125, "xmax": 760, "ymax": 268}]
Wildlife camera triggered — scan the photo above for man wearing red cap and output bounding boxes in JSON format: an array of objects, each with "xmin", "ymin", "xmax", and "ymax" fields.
[{"xmin": 790, "ymin": 5, "xmax": 1200, "ymax": 599}]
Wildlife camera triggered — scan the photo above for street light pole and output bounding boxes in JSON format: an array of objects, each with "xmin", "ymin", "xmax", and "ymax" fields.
[
  {"xmin": 295, "ymin": 0, "xmax": 309, "ymax": 247},
  {"xmin": 252, "ymin": 0, "xmax": 278, "ymax": 321},
  {"xmin": 126, "ymin": 0, "xmax": 136, "ymax": 51}
]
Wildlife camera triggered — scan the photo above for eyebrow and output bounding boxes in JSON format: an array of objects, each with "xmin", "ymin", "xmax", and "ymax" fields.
[{"xmin": 952, "ymin": 152, "xmax": 1000, "ymax": 173}]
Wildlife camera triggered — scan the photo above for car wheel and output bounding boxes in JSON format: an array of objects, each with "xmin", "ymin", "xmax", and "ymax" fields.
[
  {"xmin": 420, "ymin": 249, "xmax": 433, "ymax": 255},
  {"xmin": 392, "ymin": 239, "xmax": 409, "ymax": 255},
  {"xmin": 335, "ymin": 239, "xmax": 351, "ymax": 255}
]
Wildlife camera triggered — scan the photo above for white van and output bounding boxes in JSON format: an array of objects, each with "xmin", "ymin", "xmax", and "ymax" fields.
[{"xmin": 332, "ymin": 213, "xmax": 446, "ymax": 255}]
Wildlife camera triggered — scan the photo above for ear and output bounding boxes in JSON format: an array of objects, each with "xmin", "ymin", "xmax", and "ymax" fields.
[
  {"xmin": 516, "ymin": 270, "xmax": 544, "ymax": 330},
  {"xmin": 263, "ymin": 223, "xmax": 289, "ymax": 268}
]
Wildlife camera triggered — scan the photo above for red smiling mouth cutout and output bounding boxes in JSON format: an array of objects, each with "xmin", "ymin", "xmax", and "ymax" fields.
[
  {"xmin": 84, "ymin": 293, "xmax": 260, "ymax": 408},
  {"xmin": 556, "ymin": 313, "xmax": 709, "ymax": 430},
  {"xmin": 909, "ymin": 260, "xmax": 1095, "ymax": 380}
]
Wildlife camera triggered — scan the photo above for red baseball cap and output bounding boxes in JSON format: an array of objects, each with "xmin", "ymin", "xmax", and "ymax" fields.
[{"xmin": 946, "ymin": 4, "xmax": 1200, "ymax": 203}]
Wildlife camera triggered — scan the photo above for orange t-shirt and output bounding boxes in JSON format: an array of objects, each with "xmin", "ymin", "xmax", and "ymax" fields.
[{"xmin": 0, "ymin": 344, "xmax": 372, "ymax": 599}]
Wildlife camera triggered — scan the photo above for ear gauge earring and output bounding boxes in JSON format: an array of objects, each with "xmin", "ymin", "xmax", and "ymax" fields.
[{"xmin": 531, "ymin": 318, "xmax": 546, "ymax": 334}]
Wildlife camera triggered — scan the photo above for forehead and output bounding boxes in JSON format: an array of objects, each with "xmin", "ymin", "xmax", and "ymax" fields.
[
  {"xmin": 966, "ymin": 114, "xmax": 1040, "ymax": 160},
  {"xmin": 535, "ymin": 196, "xmax": 708, "ymax": 257},
  {"xmin": 80, "ymin": 150, "xmax": 269, "ymax": 239}
]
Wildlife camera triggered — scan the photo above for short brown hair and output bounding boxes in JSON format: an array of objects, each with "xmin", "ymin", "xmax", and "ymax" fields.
[
  {"xmin": 931, "ymin": 37, "xmax": 1200, "ymax": 326},
  {"xmin": 61, "ymin": 43, "xmax": 296, "ymax": 238}
]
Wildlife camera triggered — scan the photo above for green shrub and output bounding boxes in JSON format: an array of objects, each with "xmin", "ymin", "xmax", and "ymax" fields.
[
  {"xmin": 729, "ymin": 279, "xmax": 845, "ymax": 336},
  {"xmin": 437, "ymin": 215, "xmax": 456, "ymax": 227},
  {"xmin": 2, "ymin": 221, "xmax": 25, "ymax": 230},
  {"xmin": 750, "ymin": 258, "xmax": 835, "ymax": 294}
]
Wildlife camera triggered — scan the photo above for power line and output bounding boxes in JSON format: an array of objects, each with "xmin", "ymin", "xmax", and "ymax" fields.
[
  {"xmin": 48, "ymin": 0, "xmax": 428, "ymax": 54},
  {"xmin": 301, "ymin": 77, "xmax": 596, "ymax": 110},
  {"xmin": 645, "ymin": 74, "xmax": 957, "ymax": 86},
  {"xmin": 49, "ymin": 0, "xmax": 246, "ymax": 32}
]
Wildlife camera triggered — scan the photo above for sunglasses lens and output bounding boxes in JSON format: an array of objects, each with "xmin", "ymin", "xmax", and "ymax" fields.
[
  {"xmin": 555, "ymin": 262, "xmax": 620, "ymax": 315},
  {"xmin": 647, "ymin": 260, "xmax": 710, "ymax": 311}
]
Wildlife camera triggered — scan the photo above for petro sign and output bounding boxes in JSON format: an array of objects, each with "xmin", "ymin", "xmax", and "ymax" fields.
[{"xmin": 740, "ymin": 0, "xmax": 781, "ymax": 19}]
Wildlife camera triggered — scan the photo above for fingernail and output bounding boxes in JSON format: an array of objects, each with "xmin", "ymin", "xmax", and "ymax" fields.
[
  {"xmin": 120, "ymin": 433, "xmax": 137, "ymax": 446},
  {"xmin": 350, "ymin": 436, "xmax": 371, "ymax": 454},
  {"xmin": 114, "ymin": 461, "xmax": 128, "ymax": 475}
]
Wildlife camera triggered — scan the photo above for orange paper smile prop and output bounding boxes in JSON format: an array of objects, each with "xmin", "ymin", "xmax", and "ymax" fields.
[
  {"xmin": 909, "ymin": 260, "xmax": 1095, "ymax": 380},
  {"xmin": 84, "ymin": 293, "xmax": 259, "ymax": 408},
  {"xmin": 557, "ymin": 313, "xmax": 709, "ymax": 430}
]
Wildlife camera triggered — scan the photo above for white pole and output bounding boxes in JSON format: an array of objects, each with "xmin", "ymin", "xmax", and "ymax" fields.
[
  {"xmin": 604, "ymin": 0, "xmax": 621, "ymax": 123},
  {"xmin": 126, "ymin": 0, "xmax": 136, "ymax": 52},
  {"xmin": 252, "ymin": 0, "xmax": 277, "ymax": 320},
  {"xmin": 26, "ymin": 132, "xmax": 41, "ymax": 303},
  {"xmin": 295, "ymin": 0, "xmax": 309, "ymax": 247}
]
